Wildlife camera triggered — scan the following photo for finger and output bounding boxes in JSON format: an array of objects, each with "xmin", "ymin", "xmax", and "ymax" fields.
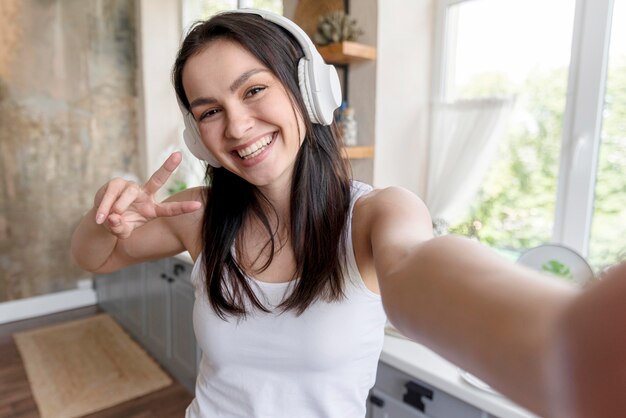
[
  {"xmin": 143, "ymin": 152, "xmax": 182, "ymax": 195},
  {"xmin": 95, "ymin": 179, "xmax": 127, "ymax": 224},
  {"xmin": 154, "ymin": 200, "xmax": 202, "ymax": 218},
  {"xmin": 106, "ymin": 213, "xmax": 132, "ymax": 239},
  {"xmin": 111, "ymin": 183, "xmax": 141, "ymax": 215}
]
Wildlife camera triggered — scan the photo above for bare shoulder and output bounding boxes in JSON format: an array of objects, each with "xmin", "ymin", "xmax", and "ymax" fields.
[
  {"xmin": 351, "ymin": 186, "xmax": 433, "ymax": 288},
  {"xmin": 354, "ymin": 186, "xmax": 431, "ymax": 225},
  {"xmin": 354, "ymin": 186, "xmax": 433, "ymax": 249}
]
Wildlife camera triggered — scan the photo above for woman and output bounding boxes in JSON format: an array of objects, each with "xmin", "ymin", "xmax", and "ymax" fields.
[{"xmin": 71, "ymin": 9, "xmax": 626, "ymax": 418}]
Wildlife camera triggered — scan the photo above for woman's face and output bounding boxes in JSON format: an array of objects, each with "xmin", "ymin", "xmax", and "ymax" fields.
[{"xmin": 182, "ymin": 39, "xmax": 306, "ymax": 191}]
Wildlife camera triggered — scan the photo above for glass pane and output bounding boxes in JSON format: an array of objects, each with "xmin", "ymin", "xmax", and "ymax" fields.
[
  {"xmin": 185, "ymin": 0, "xmax": 282, "ymax": 22},
  {"xmin": 183, "ymin": 0, "xmax": 284, "ymax": 33},
  {"xmin": 183, "ymin": 0, "xmax": 237, "ymax": 32},
  {"xmin": 589, "ymin": 0, "xmax": 626, "ymax": 270},
  {"xmin": 246, "ymin": 0, "xmax": 283, "ymax": 14},
  {"xmin": 197, "ymin": 0, "xmax": 236, "ymax": 19},
  {"xmin": 444, "ymin": 0, "xmax": 576, "ymax": 259}
]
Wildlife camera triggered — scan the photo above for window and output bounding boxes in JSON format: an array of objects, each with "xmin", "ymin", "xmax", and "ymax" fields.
[
  {"xmin": 433, "ymin": 0, "xmax": 625, "ymax": 270},
  {"xmin": 183, "ymin": 0, "xmax": 283, "ymax": 32}
]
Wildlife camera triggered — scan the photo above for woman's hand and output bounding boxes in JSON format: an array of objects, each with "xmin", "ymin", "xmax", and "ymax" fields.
[{"xmin": 93, "ymin": 152, "xmax": 201, "ymax": 239}]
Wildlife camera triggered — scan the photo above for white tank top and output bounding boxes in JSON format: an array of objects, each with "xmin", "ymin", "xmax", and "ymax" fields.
[{"xmin": 186, "ymin": 181, "xmax": 387, "ymax": 418}]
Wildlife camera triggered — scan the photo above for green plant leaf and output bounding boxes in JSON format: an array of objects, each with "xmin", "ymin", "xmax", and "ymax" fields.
[
  {"xmin": 541, "ymin": 259, "xmax": 573, "ymax": 279},
  {"xmin": 167, "ymin": 180, "xmax": 187, "ymax": 196}
]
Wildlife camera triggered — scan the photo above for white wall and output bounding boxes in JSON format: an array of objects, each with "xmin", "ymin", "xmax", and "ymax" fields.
[
  {"xmin": 136, "ymin": 0, "xmax": 184, "ymax": 181},
  {"xmin": 348, "ymin": 0, "xmax": 378, "ymax": 183},
  {"xmin": 374, "ymin": 0, "xmax": 434, "ymax": 197}
]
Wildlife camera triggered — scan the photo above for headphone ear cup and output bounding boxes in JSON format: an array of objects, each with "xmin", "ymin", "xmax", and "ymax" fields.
[
  {"xmin": 316, "ymin": 61, "xmax": 342, "ymax": 125},
  {"xmin": 297, "ymin": 58, "xmax": 321, "ymax": 124},
  {"xmin": 179, "ymin": 100, "xmax": 222, "ymax": 167},
  {"xmin": 183, "ymin": 126, "xmax": 220, "ymax": 167},
  {"xmin": 297, "ymin": 56, "xmax": 342, "ymax": 126}
]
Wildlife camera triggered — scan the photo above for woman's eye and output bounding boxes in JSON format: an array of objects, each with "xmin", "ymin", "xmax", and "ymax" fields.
[
  {"xmin": 199, "ymin": 108, "xmax": 220, "ymax": 120},
  {"xmin": 245, "ymin": 86, "xmax": 266, "ymax": 98}
]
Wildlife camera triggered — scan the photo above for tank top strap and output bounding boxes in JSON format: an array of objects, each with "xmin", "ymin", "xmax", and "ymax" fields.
[{"xmin": 343, "ymin": 181, "xmax": 378, "ymax": 298}]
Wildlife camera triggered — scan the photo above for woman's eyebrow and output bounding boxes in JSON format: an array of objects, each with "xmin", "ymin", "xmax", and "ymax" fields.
[
  {"xmin": 229, "ymin": 68, "xmax": 269, "ymax": 92},
  {"xmin": 189, "ymin": 68, "xmax": 270, "ymax": 109},
  {"xmin": 190, "ymin": 97, "xmax": 217, "ymax": 109}
]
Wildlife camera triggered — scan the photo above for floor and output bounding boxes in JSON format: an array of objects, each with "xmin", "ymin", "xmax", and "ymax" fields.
[{"xmin": 0, "ymin": 305, "xmax": 193, "ymax": 418}]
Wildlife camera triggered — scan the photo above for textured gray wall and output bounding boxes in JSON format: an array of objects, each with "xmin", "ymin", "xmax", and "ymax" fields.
[{"xmin": 0, "ymin": 0, "xmax": 140, "ymax": 302}]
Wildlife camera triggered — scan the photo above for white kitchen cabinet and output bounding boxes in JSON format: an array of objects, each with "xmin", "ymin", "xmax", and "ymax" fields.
[
  {"xmin": 125, "ymin": 263, "xmax": 146, "ymax": 338},
  {"xmin": 169, "ymin": 261, "xmax": 198, "ymax": 390},
  {"xmin": 367, "ymin": 362, "xmax": 496, "ymax": 418},
  {"xmin": 368, "ymin": 388, "xmax": 430, "ymax": 418},
  {"xmin": 96, "ymin": 263, "xmax": 146, "ymax": 341},
  {"xmin": 144, "ymin": 259, "xmax": 172, "ymax": 365}
]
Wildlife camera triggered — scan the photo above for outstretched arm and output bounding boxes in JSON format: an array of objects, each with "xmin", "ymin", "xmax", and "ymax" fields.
[
  {"xmin": 545, "ymin": 261, "xmax": 626, "ymax": 418},
  {"xmin": 365, "ymin": 187, "xmax": 605, "ymax": 417}
]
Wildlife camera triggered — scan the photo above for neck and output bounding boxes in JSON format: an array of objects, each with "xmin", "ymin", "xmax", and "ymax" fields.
[{"xmin": 257, "ymin": 178, "xmax": 292, "ymax": 225}]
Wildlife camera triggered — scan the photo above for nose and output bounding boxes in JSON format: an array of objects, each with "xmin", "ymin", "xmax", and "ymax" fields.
[{"xmin": 224, "ymin": 106, "xmax": 254, "ymax": 140}]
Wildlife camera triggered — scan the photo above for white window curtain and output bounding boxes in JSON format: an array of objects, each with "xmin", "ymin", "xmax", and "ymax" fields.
[{"xmin": 424, "ymin": 98, "xmax": 513, "ymax": 233}]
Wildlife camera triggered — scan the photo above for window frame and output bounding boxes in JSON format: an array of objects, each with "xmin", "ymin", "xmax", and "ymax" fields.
[{"xmin": 431, "ymin": 0, "xmax": 616, "ymax": 257}]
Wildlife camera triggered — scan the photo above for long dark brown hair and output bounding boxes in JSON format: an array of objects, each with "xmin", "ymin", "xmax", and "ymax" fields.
[{"xmin": 172, "ymin": 12, "xmax": 352, "ymax": 319}]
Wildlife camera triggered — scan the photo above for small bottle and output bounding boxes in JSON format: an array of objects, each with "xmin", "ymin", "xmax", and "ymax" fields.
[
  {"xmin": 340, "ymin": 107, "xmax": 358, "ymax": 146},
  {"xmin": 335, "ymin": 101, "xmax": 348, "ymax": 124}
]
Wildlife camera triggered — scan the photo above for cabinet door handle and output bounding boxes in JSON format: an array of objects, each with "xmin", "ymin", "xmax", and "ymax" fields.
[
  {"xmin": 173, "ymin": 263, "xmax": 186, "ymax": 276},
  {"xmin": 369, "ymin": 394, "xmax": 385, "ymax": 407},
  {"xmin": 160, "ymin": 274, "xmax": 175, "ymax": 283},
  {"xmin": 403, "ymin": 381, "xmax": 433, "ymax": 412}
]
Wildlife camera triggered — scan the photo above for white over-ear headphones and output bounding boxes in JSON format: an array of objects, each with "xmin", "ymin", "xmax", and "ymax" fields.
[{"xmin": 177, "ymin": 8, "xmax": 342, "ymax": 167}]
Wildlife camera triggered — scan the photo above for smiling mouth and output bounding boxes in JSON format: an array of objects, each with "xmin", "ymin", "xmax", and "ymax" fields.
[{"xmin": 236, "ymin": 133, "xmax": 275, "ymax": 159}]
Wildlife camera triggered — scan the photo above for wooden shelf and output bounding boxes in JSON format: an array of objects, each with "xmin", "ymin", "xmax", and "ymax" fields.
[
  {"xmin": 317, "ymin": 41, "xmax": 377, "ymax": 65},
  {"xmin": 342, "ymin": 146, "xmax": 374, "ymax": 159}
]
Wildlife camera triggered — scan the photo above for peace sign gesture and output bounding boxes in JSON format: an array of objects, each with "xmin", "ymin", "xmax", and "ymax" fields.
[{"xmin": 93, "ymin": 152, "xmax": 201, "ymax": 239}]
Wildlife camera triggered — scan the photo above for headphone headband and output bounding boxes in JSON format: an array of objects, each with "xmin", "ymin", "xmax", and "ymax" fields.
[{"xmin": 233, "ymin": 9, "xmax": 317, "ymax": 61}]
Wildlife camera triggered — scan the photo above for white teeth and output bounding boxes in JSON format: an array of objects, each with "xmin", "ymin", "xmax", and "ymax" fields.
[{"xmin": 237, "ymin": 134, "xmax": 273, "ymax": 159}]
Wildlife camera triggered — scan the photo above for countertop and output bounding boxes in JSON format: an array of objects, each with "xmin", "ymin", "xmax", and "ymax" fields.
[{"xmin": 380, "ymin": 334, "xmax": 539, "ymax": 418}]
